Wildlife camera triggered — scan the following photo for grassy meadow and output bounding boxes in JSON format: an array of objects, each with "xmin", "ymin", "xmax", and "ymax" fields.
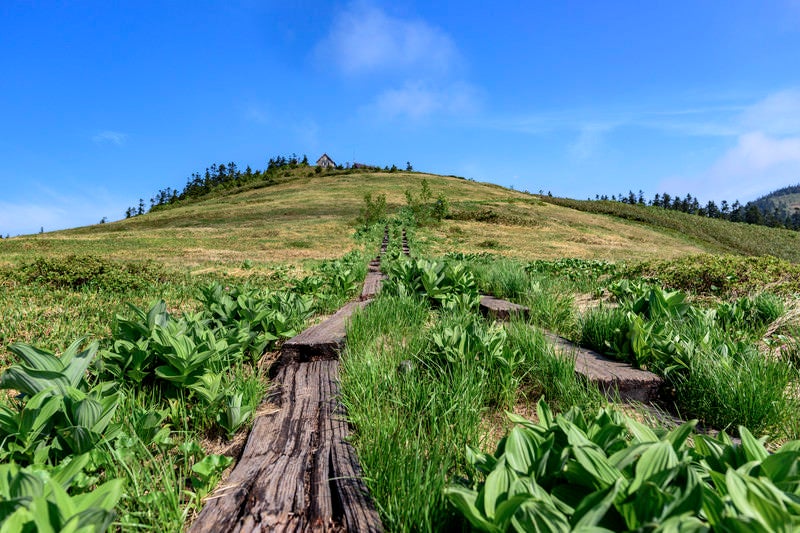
[{"xmin": 3, "ymin": 167, "xmax": 800, "ymax": 531}]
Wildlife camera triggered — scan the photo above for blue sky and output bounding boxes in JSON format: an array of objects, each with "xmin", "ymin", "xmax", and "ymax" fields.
[{"xmin": 2, "ymin": 1, "xmax": 800, "ymax": 236}]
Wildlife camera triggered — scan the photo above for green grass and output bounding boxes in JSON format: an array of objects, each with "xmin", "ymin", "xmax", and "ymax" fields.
[
  {"xmin": 575, "ymin": 283, "xmax": 800, "ymax": 437},
  {"xmin": 339, "ymin": 291, "xmax": 602, "ymax": 531},
  {"xmin": 626, "ymin": 253, "xmax": 800, "ymax": 296},
  {"xmin": 543, "ymin": 196, "xmax": 800, "ymax": 263},
  {"xmin": 4, "ymin": 166, "xmax": 800, "ymax": 530}
]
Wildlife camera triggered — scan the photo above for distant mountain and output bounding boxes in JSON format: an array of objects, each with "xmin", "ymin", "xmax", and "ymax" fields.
[{"xmin": 752, "ymin": 184, "xmax": 800, "ymax": 220}]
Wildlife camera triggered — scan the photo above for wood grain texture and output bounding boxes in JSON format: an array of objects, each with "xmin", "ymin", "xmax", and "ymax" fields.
[
  {"xmin": 189, "ymin": 360, "xmax": 382, "ymax": 532},
  {"xmin": 281, "ymin": 301, "xmax": 368, "ymax": 363},
  {"xmin": 479, "ymin": 295, "xmax": 530, "ymax": 320},
  {"xmin": 544, "ymin": 332, "xmax": 663, "ymax": 402},
  {"xmin": 360, "ymin": 272, "xmax": 385, "ymax": 301}
]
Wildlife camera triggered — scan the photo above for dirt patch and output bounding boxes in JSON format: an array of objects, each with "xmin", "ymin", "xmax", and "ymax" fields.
[
  {"xmin": 572, "ymin": 293, "xmax": 616, "ymax": 314},
  {"xmin": 479, "ymin": 400, "xmax": 540, "ymax": 454}
]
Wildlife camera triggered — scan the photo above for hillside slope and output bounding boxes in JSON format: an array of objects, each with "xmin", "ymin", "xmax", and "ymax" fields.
[{"xmin": 2, "ymin": 169, "xmax": 793, "ymax": 269}]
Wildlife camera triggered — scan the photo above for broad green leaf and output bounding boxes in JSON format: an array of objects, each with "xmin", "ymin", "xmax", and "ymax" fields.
[
  {"xmin": 630, "ymin": 441, "xmax": 679, "ymax": 494},
  {"xmin": 70, "ymin": 477, "xmax": 124, "ymax": 514},
  {"xmin": 7, "ymin": 343, "xmax": 65, "ymax": 373},
  {"xmin": 57, "ymin": 426, "xmax": 96, "ymax": 454},
  {"xmin": 512, "ymin": 500, "xmax": 570, "ymax": 533},
  {"xmin": 51, "ymin": 454, "xmax": 91, "ymax": 489},
  {"xmin": 445, "ymin": 486, "xmax": 498, "ymax": 531},
  {"xmin": 0, "ymin": 507, "xmax": 34, "ymax": 533},
  {"xmin": 760, "ymin": 451, "xmax": 800, "ymax": 491},
  {"xmin": 608, "ymin": 442, "xmax": 650, "ymax": 472},
  {"xmin": 724, "ymin": 469, "xmax": 794, "ymax": 530},
  {"xmin": 505, "ymin": 427, "xmax": 538, "ymax": 475},
  {"xmin": 626, "ymin": 417, "xmax": 659, "ymax": 443},
  {"xmin": 20, "ymin": 391, "xmax": 62, "ymax": 440},
  {"xmin": 494, "ymin": 494, "xmax": 535, "ymax": 530},
  {"xmin": 664, "ymin": 420, "xmax": 698, "ymax": 451},
  {"xmin": 481, "ymin": 460, "xmax": 516, "ymax": 520},
  {"xmin": 739, "ymin": 426, "xmax": 769, "ymax": 463},
  {"xmin": 570, "ymin": 478, "xmax": 622, "ymax": 529},
  {"xmin": 505, "ymin": 411, "xmax": 540, "ymax": 431},
  {"xmin": 657, "ymin": 514, "xmax": 709, "ymax": 533},
  {"xmin": 700, "ymin": 484, "xmax": 726, "ymax": 527},
  {"xmin": 192, "ymin": 454, "xmax": 233, "ymax": 481},
  {"xmin": 466, "ymin": 445, "xmax": 498, "ymax": 475},
  {"xmin": 570, "ymin": 445, "xmax": 622, "ymax": 490},
  {"xmin": 60, "ymin": 341, "xmax": 97, "ymax": 388},
  {"xmin": 72, "ymin": 398, "xmax": 102, "ymax": 429},
  {"xmin": 0, "ymin": 368, "xmax": 69, "ymax": 397},
  {"xmin": 9, "ymin": 470, "xmax": 44, "ymax": 499}
]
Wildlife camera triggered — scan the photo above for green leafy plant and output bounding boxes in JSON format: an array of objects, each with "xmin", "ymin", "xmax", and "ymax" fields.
[
  {"xmin": 447, "ymin": 399, "xmax": 800, "ymax": 532},
  {"xmin": 0, "ymin": 460, "xmax": 124, "ymax": 532},
  {"xmin": 384, "ymin": 258, "xmax": 479, "ymax": 309}
]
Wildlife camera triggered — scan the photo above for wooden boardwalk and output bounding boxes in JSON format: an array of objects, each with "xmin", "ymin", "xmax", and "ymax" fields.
[
  {"xmin": 281, "ymin": 301, "xmax": 369, "ymax": 363},
  {"xmin": 544, "ymin": 332, "xmax": 662, "ymax": 403},
  {"xmin": 190, "ymin": 241, "xmax": 390, "ymax": 532},
  {"xmin": 189, "ymin": 360, "xmax": 381, "ymax": 532},
  {"xmin": 480, "ymin": 294, "xmax": 662, "ymax": 403}
]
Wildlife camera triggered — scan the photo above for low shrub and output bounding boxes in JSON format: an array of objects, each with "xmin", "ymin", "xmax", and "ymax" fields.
[{"xmin": 14, "ymin": 255, "xmax": 169, "ymax": 292}]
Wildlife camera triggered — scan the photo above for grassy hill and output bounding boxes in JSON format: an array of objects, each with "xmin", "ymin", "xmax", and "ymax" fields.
[
  {"xmin": 0, "ymin": 168, "xmax": 766, "ymax": 271},
  {"xmin": 3, "ymin": 166, "xmax": 800, "ymax": 531},
  {"xmin": 752, "ymin": 185, "xmax": 800, "ymax": 221}
]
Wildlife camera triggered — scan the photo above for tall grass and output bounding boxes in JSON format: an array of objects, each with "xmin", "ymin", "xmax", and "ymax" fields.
[
  {"xmin": 543, "ymin": 196, "xmax": 800, "ymax": 263},
  {"xmin": 339, "ymin": 294, "xmax": 603, "ymax": 530},
  {"xmin": 504, "ymin": 319, "xmax": 604, "ymax": 413},
  {"xmin": 341, "ymin": 295, "xmax": 470, "ymax": 530},
  {"xmin": 576, "ymin": 288, "xmax": 799, "ymax": 436},
  {"xmin": 458, "ymin": 257, "xmax": 581, "ymax": 335}
]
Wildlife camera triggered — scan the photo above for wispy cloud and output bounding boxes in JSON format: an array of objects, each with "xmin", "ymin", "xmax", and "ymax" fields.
[
  {"xmin": 243, "ymin": 105, "xmax": 269, "ymax": 125},
  {"xmin": 92, "ymin": 130, "xmax": 127, "ymax": 145},
  {"xmin": 568, "ymin": 124, "xmax": 614, "ymax": 160},
  {"xmin": 0, "ymin": 183, "xmax": 130, "ymax": 236},
  {"xmin": 371, "ymin": 80, "xmax": 480, "ymax": 120},
  {"xmin": 317, "ymin": 2, "xmax": 476, "ymax": 120},
  {"xmin": 317, "ymin": 2, "xmax": 459, "ymax": 77},
  {"xmin": 499, "ymin": 104, "xmax": 743, "ymax": 138},
  {"xmin": 659, "ymin": 89, "xmax": 800, "ymax": 201},
  {"xmin": 739, "ymin": 89, "xmax": 800, "ymax": 135}
]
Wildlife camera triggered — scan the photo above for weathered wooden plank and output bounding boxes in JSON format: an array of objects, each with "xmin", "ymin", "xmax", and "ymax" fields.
[
  {"xmin": 189, "ymin": 361, "xmax": 383, "ymax": 532},
  {"xmin": 360, "ymin": 271, "xmax": 385, "ymax": 301},
  {"xmin": 329, "ymin": 399, "xmax": 383, "ymax": 532},
  {"xmin": 544, "ymin": 332, "xmax": 663, "ymax": 403},
  {"xmin": 479, "ymin": 295, "xmax": 530, "ymax": 320},
  {"xmin": 281, "ymin": 301, "xmax": 368, "ymax": 363}
]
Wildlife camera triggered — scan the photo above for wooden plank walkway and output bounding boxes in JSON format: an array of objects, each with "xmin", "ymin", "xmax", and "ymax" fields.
[
  {"xmin": 479, "ymin": 295, "xmax": 529, "ymax": 320},
  {"xmin": 360, "ymin": 271, "xmax": 385, "ymax": 301},
  {"xmin": 544, "ymin": 332, "xmax": 663, "ymax": 403},
  {"xmin": 479, "ymin": 294, "xmax": 662, "ymax": 403},
  {"xmin": 189, "ymin": 360, "xmax": 382, "ymax": 532},
  {"xmin": 281, "ymin": 301, "xmax": 369, "ymax": 363},
  {"xmin": 191, "ymin": 240, "xmax": 390, "ymax": 532}
]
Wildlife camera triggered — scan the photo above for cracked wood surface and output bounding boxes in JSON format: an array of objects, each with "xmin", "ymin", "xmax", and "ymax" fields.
[
  {"xmin": 189, "ymin": 361, "xmax": 382, "ymax": 532},
  {"xmin": 544, "ymin": 332, "xmax": 663, "ymax": 402},
  {"xmin": 281, "ymin": 301, "xmax": 369, "ymax": 363}
]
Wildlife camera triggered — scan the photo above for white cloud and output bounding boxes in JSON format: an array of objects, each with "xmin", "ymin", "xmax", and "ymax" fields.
[
  {"xmin": 659, "ymin": 90, "xmax": 800, "ymax": 201},
  {"xmin": 317, "ymin": 2, "xmax": 459, "ymax": 77},
  {"xmin": 568, "ymin": 124, "xmax": 613, "ymax": 160},
  {"xmin": 0, "ymin": 184, "xmax": 130, "ymax": 236},
  {"xmin": 660, "ymin": 132, "xmax": 800, "ymax": 201},
  {"xmin": 740, "ymin": 89, "xmax": 800, "ymax": 136},
  {"xmin": 92, "ymin": 130, "xmax": 127, "ymax": 145},
  {"xmin": 371, "ymin": 80, "xmax": 480, "ymax": 120}
]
